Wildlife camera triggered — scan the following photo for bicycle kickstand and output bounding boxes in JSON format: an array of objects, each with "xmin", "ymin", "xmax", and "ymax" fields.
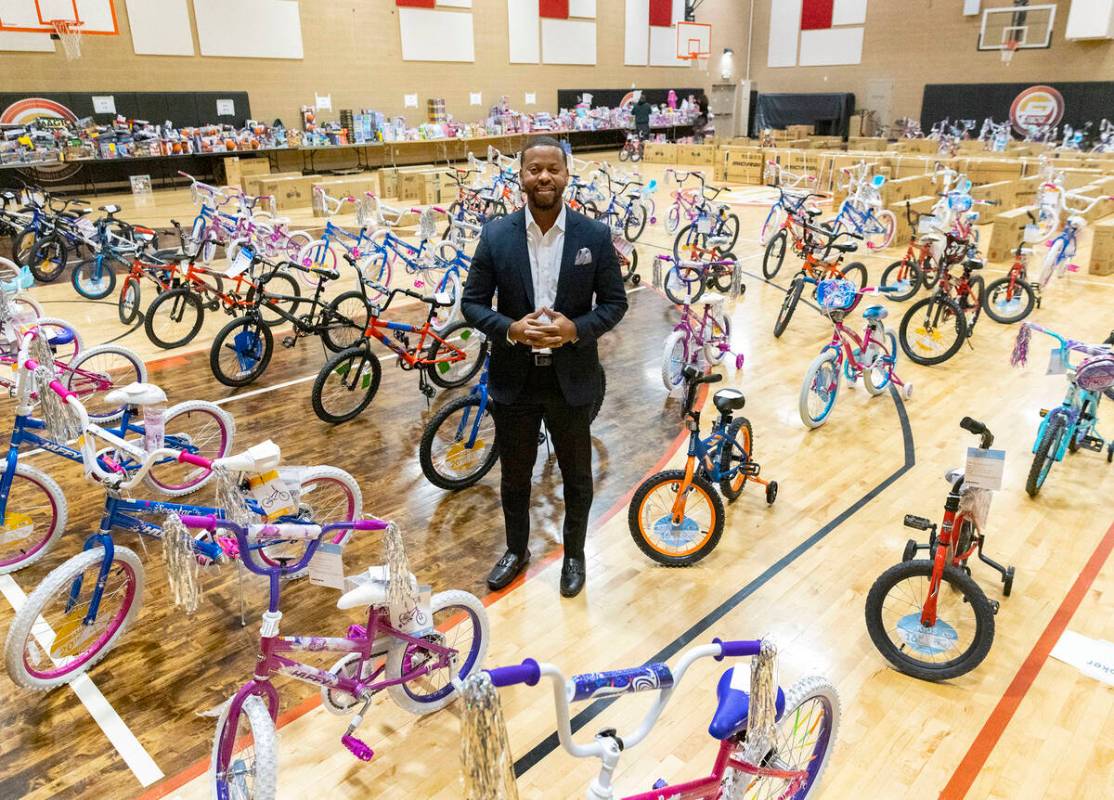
[
  {"xmin": 417, "ymin": 369, "xmax": 435, "ymax": 407},
  {"xmin": 340, "ymin": 694, "xmax": 376, "ymax": 762}
]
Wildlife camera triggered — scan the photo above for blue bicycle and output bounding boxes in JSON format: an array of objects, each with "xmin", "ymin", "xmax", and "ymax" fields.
[
  {"xmin": 825, "ymin": 173, "xmax": 896, "ymax": 251},
  {"xmin": 1011, "ymin": 323, "xmax": 1114, "ymax": 497}
]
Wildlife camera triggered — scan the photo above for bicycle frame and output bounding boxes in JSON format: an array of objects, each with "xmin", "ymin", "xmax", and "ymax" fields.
[{"xmin": 1028, "ymin": 329, "xmax": 1107, "ymax": 464}]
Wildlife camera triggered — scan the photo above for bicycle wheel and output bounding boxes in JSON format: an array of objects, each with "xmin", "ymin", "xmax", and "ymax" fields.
[
  {"xmin": 144, "ymin": 287, "xmax": 205, "ymax": 349},
  {"xmin": 419, "ymin": 395, "xmax": 499, "ymax": 490},
  {"xmin": 117, "ymin": 277, "xmax": 141, "ymax": 325},
  {"xmin": 1026, "ymin": 414, "xmax": 1065, "ymax": 497},
  {"xmin": 773, "ymin": 276, "xmax": 804, "ymax": 338},
  {"xmin": 865, "ymin": 209, "xmax": 897, "ymax": 250},
  {"xmin": 799, "ymin": 351, "xmax": 842, "ymax": 429},
  {"xmin": 672, "ymin": 223, "xmax": 707, "ymax": 262},
  {"xmin": 628, "ymin": 468, "xmax": 725, "ymax": 566},
  {"xmin": 703, "ymin": 313, "xmax": 730, "ymax": 365},
  {"xmin": 661, "ymin": 330, "xmax": 690, "ymax": 392},
  {"xmin": 838, "ymin": 261, "xmax": 868, "ymax": 290},
  {"xmin": 719, "ymin": 675, "xmax": 840, "ymax": 800},
  {"xmin": 880, "ymin": 259, "xmax": 922, "ymax": 302},
  {"xmin": 63, "ymin": 345, "xmax": 147, "ymax": 424},
  {"xmin": 863, "ymin": 331, "xmax": 898, "ymax": 396},
  {"xmin": 321, "ymin": 290, "xmax": 372, "ymax": 352},
  {"xmin": 386, "ymin": 589, "xmax": 489, "ymax": 715},
  {"xmin": 28, "ymin": 233, "xmax": 68, "ymax": 283},
  {"xmin": 4, "ymin": 545, "xmax": 144, "ymax": 690},
  {"xmin": 624, "ymin": 204, "xmax": 648, "ymax": 243},
  {"xmin": 426, "ymin": 322, "xmax": 489, "ymax": 390},
  {"xmin": 311, "ymin": 346, "xmax": 382, "ymax": 424},
  {"xmin": 899, "ymin": 295, "xmax": 966, "ymax": 366},
  {"xmin": 663, "ymin": 265, "xmax": 706, "ymax": 305},
  {"xmin": 250, "ymin": 268, "xmax": 301, "ymax": 328},
  {"xmin": 210, "ymin": 694, "xmax": 277, "ymax": 800},
  {"xmin": 718, "ymin": 417, "xmax": 753, "ymax": 501},
  {"xmin": 211, "ymin": 315, "xmax": 274, "ymax": 387},
  {"xmin": 760, "ymin": 206, "xmax": 787, "ymax": 246},
  {"xmin": 864, "ymin": 559, "xmax": 995, "ymax": 681},
  {"xmin": 983, "ymin": 276, "xmax": 1035, "ymax": 324},
  {"xmin": 763, "ymin": 229, "xmax": 788, "ymax": 279},
  {"xmin": 144, "ymin": 401, "xmax": 236, "ymax": 496},
  {"xmin": 0, "ymin": 464, "xmax": 67, "ymax": 575},
  {"xmin": 665, "ymin": 205, "xmax": 681, "ymax": 234},
  {"xmin": 717, "ymin": 213, "xmax": 741, "ymax": 252},
  {"xmin": 430, "ymin": 270, "xmax": 462, "ymax": 331},
  {"xmin": 71, "ymin": 256, "xmax": 117, "ymax": 299},
  {"xmin": 12, "ymin": 225, "xmax": 39, "ymax": 266}
]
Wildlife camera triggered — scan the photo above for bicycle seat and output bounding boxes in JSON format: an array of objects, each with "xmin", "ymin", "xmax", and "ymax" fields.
[
  {"xmin": 336, "ymin": 565, "xmax": 417, "ymax": 610},
  {"xmin": 713, "ymin": 388, "xmax": 745, "ymax": 414},
  {"xmin": 805, "ymin": 208, "xmax": 822, "ymax": 218},
  {"xmin": 701, "ymin": 292, "xmax": 726, "ymax": 307},
  {"xmin": 104, "ymin": 382, "xmax": 167, "ymax": 408},
  {"xmin": 862, "ymin": 304, "xmax": 887, "ymax": 320},
  {"xmin": 829, "ymin": 242, "xmax": 858, "ymax": 253},
  {"xmin": 98, "ymin": 204, "xmax": 121, "ymax": 214},
  {"xmin": 708, "ymin": 666, "xmax": 785, "ymax": 740},
  {"xmin": 214, "ymin": 439, "xmax": 282, "ymax": 474}
]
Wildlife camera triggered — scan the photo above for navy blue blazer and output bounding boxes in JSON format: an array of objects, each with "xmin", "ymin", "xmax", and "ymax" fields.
[{"xmin": 460, "ymin": 206, "xmax": 628, "ymax": 406}]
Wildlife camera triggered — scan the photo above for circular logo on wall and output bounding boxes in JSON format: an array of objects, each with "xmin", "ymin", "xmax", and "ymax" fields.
[
  {"xmin": 1009, "ymin": 85, "xmax": 1064, "ymax": 136},
  {"xmin": 0, "ymin": 97, "xmax": 82, "ymax": 182}
]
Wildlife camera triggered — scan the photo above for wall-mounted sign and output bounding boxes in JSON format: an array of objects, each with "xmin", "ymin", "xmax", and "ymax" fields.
[{"xmin": 1009, "ymin": 85, "xmax": 1064, "ymax": 136}]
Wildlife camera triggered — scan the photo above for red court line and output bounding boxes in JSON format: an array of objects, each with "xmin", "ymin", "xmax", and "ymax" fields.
[
  {"xmin": 940, "ymin": 516, "xmax": 1114, "ymax": 799},
  {"xmin": 137, "ymin": 376, "xmax": 705, "ymax": 800}
]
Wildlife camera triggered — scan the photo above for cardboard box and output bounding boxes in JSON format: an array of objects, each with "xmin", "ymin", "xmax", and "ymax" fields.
[
  {"xmin": 222, "ymin": 157, "xmax": 242, "ymax": 188},
  {"xmin": 643, "ymin": 143, "xmax": 677, "ymax": 164},
  {"xmin": 986, "ymin": 206, "xmax": 1037, "ymax": 262},
  {"xmin": 1089, "ymin": 218, "xmax": 1114, "ymax": 276},
  {"xmin": 256, "ymin": 174, "xmax": 321, "ymax": 211},
  {"xmin": 240, "ymin": 158, "xmax": 271, "ymax": 178},
  {"xmin": 888, "ymin": 195, "xmax": 938, "ymax": 244},
  {"xmin": 244, "ymin": 171, "xmax": 301, "ymax": 199},
  {"xmin": 679, "ymin": 144, "xmax": 716, "ymax": 165},
  {"xmin": 311, "ymin": 174, "xmax": 380, "ymax": 216},
  {"xmin": 379, "ymin": 168, "xmax": 399, "ymax": 199}
]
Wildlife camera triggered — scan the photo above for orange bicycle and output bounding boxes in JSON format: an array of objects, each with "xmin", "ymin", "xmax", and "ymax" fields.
[{"xmin": 773, "ymin": 226, "xmax": 867, "ymax": 338}]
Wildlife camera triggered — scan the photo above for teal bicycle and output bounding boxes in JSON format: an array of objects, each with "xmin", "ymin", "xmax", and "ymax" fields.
[{"xmin": 1010, "ymin": 323, "xmax": 1114, "ymax": 497}]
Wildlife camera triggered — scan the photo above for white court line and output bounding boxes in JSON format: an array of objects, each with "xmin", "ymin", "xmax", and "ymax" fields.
[
  {"xmin": 0, "ymin": 574, "xmax": 164, "ymax": 787},
  {"xmin": 214, "ymin": 350, "xmax": 400, "ymax": 406}
]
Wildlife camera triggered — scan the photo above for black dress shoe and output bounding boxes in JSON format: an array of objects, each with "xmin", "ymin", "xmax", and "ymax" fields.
[
  {"xmin": 560, "ymin": 557, "xmax": 585, "ymax": 598},
  {"xmin": 487, "ymin": 550, "xmax": 529, "ymax": 591}
]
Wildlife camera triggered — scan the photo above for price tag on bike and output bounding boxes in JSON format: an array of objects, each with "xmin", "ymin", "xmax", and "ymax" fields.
[
  {"xmin": 697, "ymin": 216, "xmax": 712, "ymax": 235},
  {"xmin": 611, "ymin": 234, "xmax": 633, "ymax": 258},
  {"xmin": 1046, "ymin": 347, "xmax": 1067, "ymax": 375},
  {"xmin": 225, "ymin": 246, "xmax": 254, "ymax": 278},
  {"xmin": 247, "ymin": 469, "xmax": 297, "ymax": 520},
  {"xmin": 308, "ymin": 542, "xmax": 345, "ymax": 589},
  {"xmin": 965, "ymin": 447, "xmax": 1005, "ymax": 491}
]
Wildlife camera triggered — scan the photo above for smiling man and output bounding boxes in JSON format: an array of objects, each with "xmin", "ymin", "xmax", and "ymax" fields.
[{"xmin": 461, "ymin": 136, "xmax": 628, "ymax": 598}]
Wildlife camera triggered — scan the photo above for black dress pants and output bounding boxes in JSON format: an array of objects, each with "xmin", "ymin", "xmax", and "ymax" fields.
[{"xmin": 490, "ymin": 363, "xmax": 594, "ymax": 560}]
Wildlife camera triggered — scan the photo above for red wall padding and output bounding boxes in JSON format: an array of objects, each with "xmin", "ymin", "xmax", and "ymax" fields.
[
  {"xmin": 539, "ymin": 0, "xmax": 570, "ymax": 19},
  {"xmin": 649, "ymin": 0, "xmax": 673, "ymax": 27},
  {"xmin": 800, "ymin": 0, "xmax": 834, "ymax": 30},
  {"xmin": 396, "ymin": 0, "xmax": 436, "ymax": 7}
]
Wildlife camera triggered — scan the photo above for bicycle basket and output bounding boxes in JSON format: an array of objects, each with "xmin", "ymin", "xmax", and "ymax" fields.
[
  {"xmin": 816, "ymin": 278, "xmax": 858, "ymax": 313},
  {"xmin": 1075, "ymin": 353, "xmax": 1114, "ymax": 392}
]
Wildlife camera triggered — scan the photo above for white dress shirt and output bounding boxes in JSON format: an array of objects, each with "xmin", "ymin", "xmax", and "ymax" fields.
[{"xmin": 517, "ymin": 203, "xmax": 567, "ymax": 353}]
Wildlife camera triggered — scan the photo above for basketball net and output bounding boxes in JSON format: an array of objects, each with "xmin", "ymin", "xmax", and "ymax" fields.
[
  {"xmin": 51, "ymin": 19, "xmax": 83, "ymax": 60},
  {"xmin": 1001, "ymin": 39, "xmax": 1018, "ymax": 65}
]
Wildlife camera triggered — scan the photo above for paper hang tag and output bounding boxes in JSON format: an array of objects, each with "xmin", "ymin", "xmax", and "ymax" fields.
[
  {"xmin": 697, "ymin": 217, "xmax": 712, "ymax": 235},
  {"xmin": 225, "ymin": 247, "xmax": 253, "ymax": 278},
  {"xmin": 308, "ymin": 542, "xmax": 345, "ymax": 589},
  {"xmin": 247, "ymin": 469, "xmax": 297, "ymax": 521},
  {"xmin": 1047, "ymin": 347, "xmax": 1067, "ymax": 375},
  {"xmin": 391, "ymin": 583, "xmax": 433, "ymax": 635},
  {"xmin": 965, "ymin": 447, "xmax": 1006, "ymax": 491}
]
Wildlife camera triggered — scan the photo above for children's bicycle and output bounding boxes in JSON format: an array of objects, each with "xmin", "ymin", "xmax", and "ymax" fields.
[
  {"xmin": 630, "ymin": 368, "xmax": 776, "ymax": 566},
  {"xmin": 1010, "ymin": 323, "xmax": 1114, "ymax": 497},
  {"xmin": 799, "ymin": 280, "xmax": 910, "ymax": 430},
  {"xmin": 982, "ymin": 215, "xmax": 1038, "ymax": 324},
  {"xmin": 772, "ymin": 227, "xmax": 867, "ymax": 339},
  {"xmin": 898, "ymin": 242, "xmax": 985, "ymax": 366},
  {"xmin": 172, "ymin": 514, "xmax": 488, "ymax": 800},
  {"xmin": 865, "ymin": 417, "xmax": 1014, "ymax": 680},
  {"xmin": 825, "ymin": 167, "xmax": 896, "ymax": 250},
  {"xmin": 761, "ymin": 188, "xmax": 824, "ymax": 278},
  {"xmin": 464, "ymin": 636, "xmax": 838, "ymax": 799},
  {"xmin": 618, "ymin": 132, "xmax": 644, "ymax": 162},
  {"xmin": 661, "ymin": 292, "xmax": 743, "ymax": 392}
]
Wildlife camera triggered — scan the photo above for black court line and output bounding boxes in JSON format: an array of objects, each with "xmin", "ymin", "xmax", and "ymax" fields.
[{"xmin": 513, "ymin": 382, "xmax": 915, "ymax": 777}]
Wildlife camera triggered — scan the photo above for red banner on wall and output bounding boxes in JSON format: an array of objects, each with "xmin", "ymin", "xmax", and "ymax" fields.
[
  {"xmin": 648, "ymin": 0, "xmax": 672, "ymax": 27},
  {"xmin": 800, "ymin": 0, "xmax": 834, "ymax": 30},
  {"xmin": 539, "ymin": 0, "xmax": 569, "ymax": 19}
]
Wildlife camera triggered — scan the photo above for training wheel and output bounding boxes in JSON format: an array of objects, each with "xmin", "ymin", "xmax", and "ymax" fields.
[
  {"xmin": 765, "ymin": 481, "xmax": 778, "ymax": 505},
  {"xmin": 1107, "ymin": 443, "xmax": 1113, "ymax": 463},
  {"xmin": 903, "ymin": 382, "xmax": 914, "ymax": 400},
  {"xmin": 1003, "ymin": 566, "xmax": 1015, "ymax": 597},
  {"xmin": 902, "ymin": 539, "xmax": 918, "ymax": 562},
  {"xmin": 631, "ymin": 273, "xmax": 641, "ymax": 286}
]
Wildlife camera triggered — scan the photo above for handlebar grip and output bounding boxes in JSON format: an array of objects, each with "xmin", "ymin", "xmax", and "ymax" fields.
[
  {"xmin": 959, "ymin": 416, "xmax": 987, "ymax": 436},
  {"xmin": 48, "ymin": 379, "xmax": 76, "ymax": 402},
  {"xmin": 178, "ymin": 451, "xmax": 213, "ymax": 469},
  {"xmin": 486, "ymin": 659, "xmax": 541, "ymax": 688},
  {"xmin": 178, "ymin": 514, "xmax": 219, "ymax": 531},
  {"xmin": 713, "ymin": 638, "xmax": 763, "ymax": 660},
  {"xmin": 351, "ymin": 518, "xmax": 390, "ymax": 531}
]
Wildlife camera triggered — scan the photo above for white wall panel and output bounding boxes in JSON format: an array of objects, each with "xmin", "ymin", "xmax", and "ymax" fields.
[
  {"xmin": 1066, "ymin": 0, "xmax": 1114, "ymax": 39},
  {"xmin": 507, "ymin": 0, "xmax": 539, "ymax": 63},
  {"xmin": 541, "ymin": 18, "xmax": 595, "ymax": 65},
  {"xmin": 193, "ymin": 0, "xmax": 302, "ymax": 59},
  {"xmin": 649, "ymin": 23, "xmax": 684, "ymax": 66},
  {"xmin": 398, "ymin": 7, "xmax": 474, "ymax": 61},
  {"xmin": 832, "ymin": 0, "xmax": 867, "ymax": 26},
  {"xmin": 568, "ymin": 0, "xmax": 595, "ymax": 17},
  {"xmin": 798, "ymin": 26, "xmax": 864, "ymax": 66},
  {"xmin": 438, "ymin": 0, "xmax": 473, "ymax": 7},
  {"xmin": 126, "ymin": 0, "xmax": 194, "ymax": 56},
  {"xmin": 767, "ymin": 0, "xmax": 802, "ymax": 67},
  {"xmin": 0, "ymin": 31, "xmax": 52, "ymax": 51},
  {"xmin": 624, "ymin": 0, "xmax": 648, "ymax": 65}
]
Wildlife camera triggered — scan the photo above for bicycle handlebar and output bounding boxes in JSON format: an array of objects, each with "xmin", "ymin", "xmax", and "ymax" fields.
[
  {"xmin": 176, "ymin": 513, "xmax": 386, "ymax": 541},
  {"xmin": 959, "ymin": 417, "xmax": 994, "ymax": 450}
]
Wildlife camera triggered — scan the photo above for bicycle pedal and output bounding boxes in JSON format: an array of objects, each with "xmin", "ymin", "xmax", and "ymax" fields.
[
  {"xmin": 989, "ymin": 600, "xmax": 1000, "ymax": 616},
  {"xmin": 1081, "ymin": 435, "xmax": 1104, "ymax": 452},
  {"xmin": 341, "ymin": 733, "xmax": 374, "ymax": 762},
  {"xmin": 281, "ymin": 336, "xmax": 296, "ymax": 348},
  {"xmin": 420, "ymin": 384, "xmax": 435, "ymax": 399}
]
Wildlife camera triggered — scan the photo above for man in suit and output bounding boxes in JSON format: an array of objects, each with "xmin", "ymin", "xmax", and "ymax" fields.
[{"xmin": 461, "ymin": 136, "xmax": 628, "ymax": 597}]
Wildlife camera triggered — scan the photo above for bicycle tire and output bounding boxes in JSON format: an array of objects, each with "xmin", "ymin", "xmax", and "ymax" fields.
[
  {"xmin": 311, "ymin": 346, "xmax": 383, "ymax": 424},
  {"xmin": 71, "ymin": 256, "xmax": 117, "ymax": 299},
  {"xmin": 718, "ymin": 417, "xmax": 753, "ymax": 501},
  {"xmin": 773, "ymin": 276, "xmax": 804, "ymax": 338},
  {"xmin": 420, "ymin": 394, "xmax": 500, "ymax": 490},
  {"xmin": 117, "ymin": 277, "xmax": 141, "ymax": 325},
  {"xmin": 145, "ymin": 401, "xmax": 236, "ymax": 496},
  {"xmin": 983, "ymin": 275, "xmax": 1035, "ymax": 324},
  {"xmin": 426, "ymin": 322, "xmax": 490, "ymax": 390},
  {"xmin": 663, "ymin": 264, "xmax": 706, "ymax": 305},
  {"xmin": 862, "ymin": 331, "xmax": 897, "ymax": 397},
  {"xmin": 144, "ymin": 286, "xmax": 205, "ymax": 349},
  {"xmin": 28, "ymin": 233, "xmax": 68, "ymax": 283},
  {"xmin": 661, "ymin": 330, "xmax": 688, "ymax": 392},
  {"xmin": 5, "ymin": 545, "xmax": 144, "ymax": 690},
  {"xmin": 628, "ymin": 468, "xmax": 725, "ymax": 566},
  {"xmin": 1026, "ymin": 413, "xmax": 1065, "ymax": 497},
  {"xmin": 864, "ymin": 559, "xmax": 995, "ymax": 681},
  {"xmin": 0, "ymin": 464, "xmax": 68, "ymax": 575},
  {"xmin": 710, "ymin": 255, "xmax": 734, "ymax": 293},
  {"xmin": 717, "ymin": 213, "xmax": 741, "ymax": 252},
  {"xmin": 665, "ymin": 205, "xmax": 681, "ymax": 234},
  {"xmin": 63, "ymin": 344, "xmax": 147, "ymax": 424},
  {"xmin": 321, "ymin": 290, "xmax": 372, "ymax": 353},
  {"xmin": 210, "ymin": 694, "xmax": 277, "ymax": 800},
  {"xmin": 839, "ymin": 261, "xmax": 868, "ymax": 290},
  {"xmin": 672, "ymin": 223, "xmax": 707, "ymax": 262},
  {"xmin": 865, "ymin": 209, "xmax": 897, "ymax": 250},
  {"xmin": 763, "ymin": 229, "xmax": 788, "ymax": 279},
  {"xmin": 880, "ymin": 259, "xmax": 922, "ymax": 302},
  {"xmin": 624, "ymin": 203, "xmax": 648, "ymax": 242},
  {"xmin": 210, "ymin": 315, "xmax": 274, "ymax": 387},
  {"xmin": 899, "ymin": 294, "xmax": 966, "ymax": 366},
  {"xmin": 800, "ymin": 350, "xmax": 841, "ymax": 429}
]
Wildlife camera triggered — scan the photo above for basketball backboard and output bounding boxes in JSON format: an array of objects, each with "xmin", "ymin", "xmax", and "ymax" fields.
[
  {"xmin": 676, "ymin": 20, "xmax": 711, "ymax": 60},
  {"xmin": 977, "ymin": 3, "xmax": 1055, "ymax": 50},
  {"xmin": 0, "ymin": 0, "xmax": 118, "ymax": 34}
]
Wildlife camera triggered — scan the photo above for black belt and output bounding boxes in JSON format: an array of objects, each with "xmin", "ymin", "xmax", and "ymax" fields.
[{"xmin": 532, "ymin": 353, "xmax": 553, "ymax": 367}]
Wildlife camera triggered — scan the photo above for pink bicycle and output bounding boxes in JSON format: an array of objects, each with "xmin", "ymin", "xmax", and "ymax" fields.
[
  {"xmin": 463, "ymin": 637, "xmax": 839, "ymax": 799},
  {"xmin": 799, "ymin": 279, "xmax": 913, "ymax": 429},
  {"xmin": 660, "ymin": 289, "xmax": 743, "ymax": 392},
  {"xmin": 175, "ymin": 514, "xmax": 489, "ymax": 800}
]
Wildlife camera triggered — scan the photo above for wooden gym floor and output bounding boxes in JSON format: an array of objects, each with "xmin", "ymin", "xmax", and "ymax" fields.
[{"xmin": 0, "ymin": 157, "xmax": 1112, "ymax": 800}]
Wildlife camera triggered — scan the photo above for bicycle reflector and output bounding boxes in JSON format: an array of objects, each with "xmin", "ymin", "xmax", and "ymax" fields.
[{"xmin": 816, "ymin": 279, "xmax": 858, "ymax": 311}]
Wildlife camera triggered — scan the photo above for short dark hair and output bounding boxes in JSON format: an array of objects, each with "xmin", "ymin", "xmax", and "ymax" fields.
[{"xmin": 521, "ymin": 135, "xmax": 567, "ymax": 164}]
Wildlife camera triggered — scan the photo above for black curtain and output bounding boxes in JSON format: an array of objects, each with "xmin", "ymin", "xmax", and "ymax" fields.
[
  {"xmin": 921, "ymin": 82, "xmax": 1114, "ymax": 132},
  {"xmin": 0, "ymin": 91, "xmax": 252, "ymax": 127},
  {"xmin": 754, "ymin": 93, "xmax": 855, "ymax": 138}
]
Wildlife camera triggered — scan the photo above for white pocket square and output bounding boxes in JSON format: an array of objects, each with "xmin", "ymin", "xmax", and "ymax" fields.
[{"xmin": 575, "ymin": 247, "xmax": 593, "ymax": 266}]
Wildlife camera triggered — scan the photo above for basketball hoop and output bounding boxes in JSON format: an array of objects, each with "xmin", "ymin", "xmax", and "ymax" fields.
[
  {"xmin": 1001, "ymin": 39, "xmax": 1019, "ymax": 65},
  {"xmin": 50, "ymin": 18, "xmax": 83, "ymax": 60}
]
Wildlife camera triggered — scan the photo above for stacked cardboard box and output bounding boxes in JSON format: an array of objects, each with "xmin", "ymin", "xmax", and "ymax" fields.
[
  {"xmin": 986, "ymin": 206, "xmax": 1036, "ymax": 262},
  {"xmin": 719, "ymin": 145, "xmax": 764, "ymax": 184},
  {"xmin": 678, "ymin": 144, "xmax": 717, "ymax": 165},
  {"xmin": 1089, "ymin": 218, "xmax": 1114, "ymax": 276},
  {"xmin": 397, "ymin": 166, "xmax": 446, "ymax": 204},
  {"xmin": 255, "ymin": 174, "xmax": 323, "ymax": 211},
  {"xmin": 643, "ymin": 143, "xmax": 678, "ymax": 164},
  {"xmin": 888, "ymin": 195, "xmax": 938, "ymax": 244},
  {"xmin": 311, "ymin": 173, "xmax": 381, "ymax": 217},
  {"xmin": 847, "ymin": 137, "xmax": 888, "ymax": 151},
  {"xmin": 223, "ymin": 156, "xmax": 270, "ymax": 188},
  {"xmin": 244, "ymin": 171, "xmax": 301, "ymax": 199},
  {"xmin": 961, "ymin": 158, "xmax": 1023, "ymax": 185}
]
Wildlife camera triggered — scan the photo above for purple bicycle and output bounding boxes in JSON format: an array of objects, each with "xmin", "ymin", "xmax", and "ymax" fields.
[
  {"xmin": 176, "ymin": 514, "xmax": 489, "ymax": 800},
  {"xmin": 660, "ymin": 290, "xmax": 744, "ymax": 392}
]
